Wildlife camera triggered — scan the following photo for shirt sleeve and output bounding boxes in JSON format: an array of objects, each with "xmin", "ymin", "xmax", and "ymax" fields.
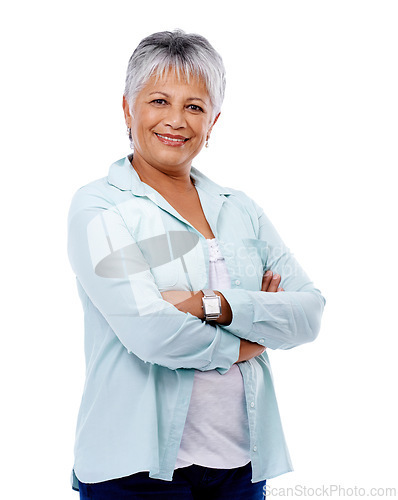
[
  {"xmin": 218, "ymin": 197, "xmax": 326, "ymax": 350},
  {"xmin": 67, "ymin": 186, "xmax": 240, "ymax": 372}
]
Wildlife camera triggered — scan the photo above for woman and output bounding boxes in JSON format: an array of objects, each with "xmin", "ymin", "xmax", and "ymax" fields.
[{"xmin": 68, "ymin": 30, "xmax": 325, "ymax": 499}]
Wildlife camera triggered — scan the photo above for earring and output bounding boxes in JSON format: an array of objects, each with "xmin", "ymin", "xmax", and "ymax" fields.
[{"xmin": 205, "ymin": 138, "xmax": 209, "ymax": 148}]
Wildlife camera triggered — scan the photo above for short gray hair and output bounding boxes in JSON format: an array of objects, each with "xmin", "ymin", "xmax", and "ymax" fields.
[{"xmin": 124, "ymin": 30, "xmax": 226, "ymax": 120}]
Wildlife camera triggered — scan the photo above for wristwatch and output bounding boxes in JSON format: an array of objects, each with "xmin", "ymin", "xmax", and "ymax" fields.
[{"xmin": 201, "ymin": 289, "xmax": 222, "ymax": 322}]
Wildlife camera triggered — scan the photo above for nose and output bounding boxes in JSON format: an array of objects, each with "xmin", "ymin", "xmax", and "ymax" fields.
[{"xmin": 163, "ymin": 105, "xmax": 186, "ymax": 129}]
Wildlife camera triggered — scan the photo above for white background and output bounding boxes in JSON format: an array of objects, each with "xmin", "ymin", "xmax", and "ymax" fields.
[{"xmin": 1, "ymin": 1, "xmax": 397, "ymax": 498}]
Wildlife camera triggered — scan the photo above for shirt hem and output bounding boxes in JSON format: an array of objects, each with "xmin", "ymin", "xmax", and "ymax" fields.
[{"xmin": 251, "ymin": 467, "xmax": 294, "ymax": 483}]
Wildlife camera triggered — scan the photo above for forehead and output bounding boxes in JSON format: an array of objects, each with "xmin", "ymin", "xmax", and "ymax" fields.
[{"xmin": 139, "ymin": 69, "xmax": 210, "ymax": 101}]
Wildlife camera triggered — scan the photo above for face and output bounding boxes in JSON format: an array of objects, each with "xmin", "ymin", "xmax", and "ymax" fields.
[{"xmin": 123, "ymin": 70, "xmax": 219, "ymax": 174}]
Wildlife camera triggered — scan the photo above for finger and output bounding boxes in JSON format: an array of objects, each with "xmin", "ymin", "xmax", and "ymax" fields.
[
  {"xmin": 277, "ymin": 287, "xmax": 284, "ymax": 292},
  {"xmin": 261, "ymin": 270, "xmax": 273, "ymax": 291},
  {"xmin": 267, "ymin": 273, "xmax": 281, "ymax": 292}
]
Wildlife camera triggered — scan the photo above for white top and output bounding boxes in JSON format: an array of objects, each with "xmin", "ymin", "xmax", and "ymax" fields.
[{"xmin": 174, "ymin": 238, "xmax": 250, "ymax": 470}]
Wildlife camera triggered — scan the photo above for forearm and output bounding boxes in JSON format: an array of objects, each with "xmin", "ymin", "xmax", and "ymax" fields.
[
  {"xmin": 161, "ymin": 290, "xmax": 232, "ymax": 325},
  {"xmin": 220, "ymin": 287, "xmax": 325, "ymax": 349},
  {"xmin": 161, "ymin": 290, "xmax": 265, "ymax": 365},
  {"xmin": 171, "ymin": 267, "xmax": 321, "ymax": 358}
]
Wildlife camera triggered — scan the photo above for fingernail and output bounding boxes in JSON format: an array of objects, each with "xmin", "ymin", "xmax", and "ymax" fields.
[
  {"xmin": 265, "ymin": 271, "xmax": 272, "ymax": 277},
  {"xmin": 272, "ymin": 274, "xmax": 279, "ymax": 280}
]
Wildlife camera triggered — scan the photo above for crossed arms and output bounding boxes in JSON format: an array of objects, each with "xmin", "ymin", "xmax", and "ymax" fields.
[
  {"xmin": 161, "ymin": 271, "xmax": 285, "ymax": 363},
  {"xmin": 68, "ymin": 187, "xmax": 325, "ymax": 372}
]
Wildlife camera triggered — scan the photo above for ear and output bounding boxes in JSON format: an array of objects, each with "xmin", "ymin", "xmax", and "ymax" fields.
[
  {"xmin": 207, "ymin": 112, "xmax": 221, "ymax": 140},
  {"xmin": 122, "ymin": 96, "xmax": 132, "ymax": 127}
]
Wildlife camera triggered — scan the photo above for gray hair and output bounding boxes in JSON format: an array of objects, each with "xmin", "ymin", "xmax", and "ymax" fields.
[{"xmin": 124, "ymin": 30, "xmax": 226, "ymax": 120}]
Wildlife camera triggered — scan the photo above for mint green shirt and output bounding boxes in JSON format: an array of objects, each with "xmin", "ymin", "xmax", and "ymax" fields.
[{"xmin": 67, "ymin": 155, "xmax": 325, "ymax": 489}]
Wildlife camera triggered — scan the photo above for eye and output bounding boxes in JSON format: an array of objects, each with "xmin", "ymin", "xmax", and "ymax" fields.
[
  {"xmin": 150, "ymin": 99, "xmax": 167, "ymax": 105},
  {"xmin": 187, "ymin": 104, "xmax": 204, "ymax": 112}
]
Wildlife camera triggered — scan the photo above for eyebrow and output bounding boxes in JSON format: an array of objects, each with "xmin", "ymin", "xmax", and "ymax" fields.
[{"xmin": 149, "ymin": 91, "xmax": 208, "ymax": 105}]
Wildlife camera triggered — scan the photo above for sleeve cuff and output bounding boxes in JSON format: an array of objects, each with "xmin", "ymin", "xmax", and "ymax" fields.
[
  {"xmin": 217, "ymin": 288, "xmax": 254, "ymax": 340},
  {"xmin": 212, "ymin": 327, "xmax": 241, "ymax": 374}
]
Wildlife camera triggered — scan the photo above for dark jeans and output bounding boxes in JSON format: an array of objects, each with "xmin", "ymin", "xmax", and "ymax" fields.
[{"xmin": 78, "ymin": 461, "xmax": 266, "ymax": 499}]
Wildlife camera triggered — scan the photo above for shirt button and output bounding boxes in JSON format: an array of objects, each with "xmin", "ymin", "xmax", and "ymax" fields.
[
  {"xmin": 235, "ymin": 279, "xmax": 241, "ymax": 286},
  {"xmin": 253, "ymin": 445, "xmax": 258, "ymax": 452},
  {"xmin": 250, "ymin": 402, "xmax": 255, "ymax": 408}
]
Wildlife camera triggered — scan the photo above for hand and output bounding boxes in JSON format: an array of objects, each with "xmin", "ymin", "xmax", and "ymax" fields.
[{"xmin": 261, "ymin": 270, "xmax": 284, "ymax": 292}]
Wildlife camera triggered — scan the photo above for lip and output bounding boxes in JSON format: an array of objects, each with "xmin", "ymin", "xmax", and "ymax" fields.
[{"xmin": 155, "ymin": 132, "xmax": 189, "ymax": 147}]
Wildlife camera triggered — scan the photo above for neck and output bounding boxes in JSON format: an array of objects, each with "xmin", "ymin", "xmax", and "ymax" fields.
[{"xmin": 131, "ymin": 153, "xmax": 195, "ymax": 193}]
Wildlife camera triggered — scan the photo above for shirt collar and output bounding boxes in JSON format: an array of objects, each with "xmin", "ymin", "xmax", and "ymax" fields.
[{"xmin": 107, "ymin": 154, "xmax": 232, "ymax": 197}]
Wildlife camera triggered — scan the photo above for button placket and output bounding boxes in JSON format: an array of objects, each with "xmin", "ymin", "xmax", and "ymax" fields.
[{"xmin": 243, "ymin": 361, "xmax": 259, "ymax": 463}]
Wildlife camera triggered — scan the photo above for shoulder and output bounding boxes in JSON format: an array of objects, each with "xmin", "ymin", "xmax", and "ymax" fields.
[
  {"xmin": 190, "ymin": 165, "xmax": 260, "ymax": 212},
  {"xmin": 68, "ymin": 182, "xmax": 131, "ymax": 232},
  {"xmin": 68, "ymin": 156, "xmax": 133, "ymax": 216},
  {"xmin": 68, "ymin": 176, "xmax": 116, "ymax": 215},
  {"xmin": 223, "ymin": 185, "xmax": 264, "ymax": 220},
  {"xmin": 72, "ymin": 175, "xmax": 109, "ymax": 196},
  {"xmin": 191, "ymin": 166, "xmax": 264, "ymax": 233}
]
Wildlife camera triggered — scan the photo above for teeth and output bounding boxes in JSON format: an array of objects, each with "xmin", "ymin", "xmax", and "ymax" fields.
[{"xmin": 156, "ymin": 133, "xmax": 186, "ymax": 142}]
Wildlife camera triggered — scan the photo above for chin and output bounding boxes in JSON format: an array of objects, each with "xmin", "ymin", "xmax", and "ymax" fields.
[{"xmin": 152, "ymin": 150, "xmax": 194, "ymax": 168}]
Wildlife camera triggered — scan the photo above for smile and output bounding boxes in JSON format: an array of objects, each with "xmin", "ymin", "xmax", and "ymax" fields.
[{"xmin": 155, "ymin": 133, "xmax": 189, "ymax": 146}]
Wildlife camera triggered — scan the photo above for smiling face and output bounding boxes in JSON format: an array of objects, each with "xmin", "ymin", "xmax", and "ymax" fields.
[{"xmin": 123, "ymin": 70, "xmax": 219, "ymax": 175}]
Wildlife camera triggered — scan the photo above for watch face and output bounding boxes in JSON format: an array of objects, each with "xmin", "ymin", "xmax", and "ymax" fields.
[{"xmin": 204, "ymin": 296, "xmax": 221, "ymax": 314}]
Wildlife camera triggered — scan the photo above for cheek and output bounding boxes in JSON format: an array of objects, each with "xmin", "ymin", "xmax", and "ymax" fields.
[
  {"xmin": 132, "ymin": 117, "xmax": 155, "ymax": 143},
  {"xmin": 192, "ymin": 120, "xmax": 211, "ymax": 140},
  {"xmin": 132, "ymin": 105, "xmax": 160, "ymax": 133}
]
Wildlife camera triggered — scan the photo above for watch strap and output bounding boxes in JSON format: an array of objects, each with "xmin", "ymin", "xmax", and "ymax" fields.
[{"xmin": 201, "ymin": 289, "xmax": 222, "ymax": 321}]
